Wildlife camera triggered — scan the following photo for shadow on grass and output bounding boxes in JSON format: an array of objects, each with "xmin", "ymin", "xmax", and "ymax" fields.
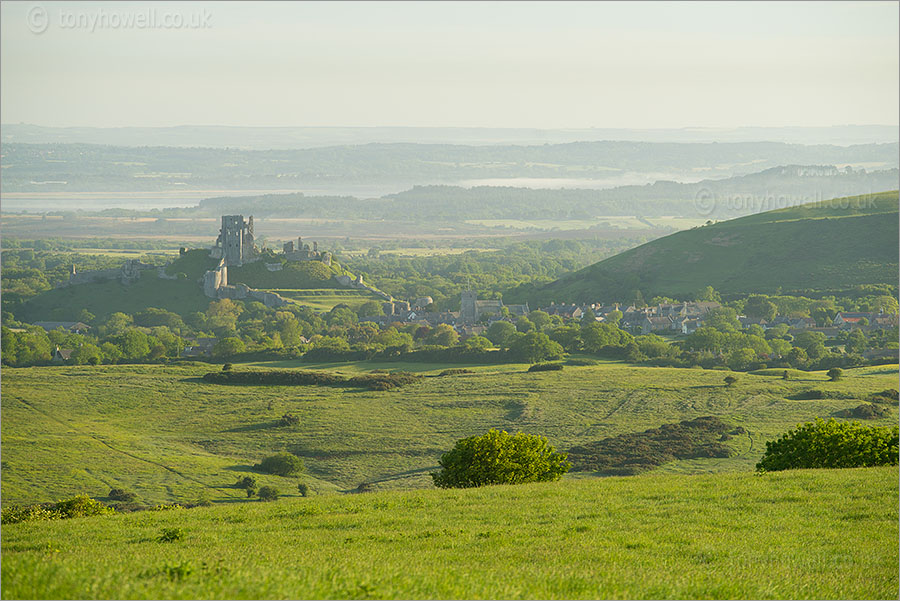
[
  {"xmin": 224, "ymin": 421, "xmax": 283, "ymax": 433},
  {"xmin": 222, "ymin": 464, "xmax": 258, "ymax": 473}
]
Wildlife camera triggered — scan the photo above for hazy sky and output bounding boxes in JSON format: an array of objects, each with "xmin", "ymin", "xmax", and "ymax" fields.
[{"xmin": 1, "ymin": 1, "xmax": 897, "ymax": 128}]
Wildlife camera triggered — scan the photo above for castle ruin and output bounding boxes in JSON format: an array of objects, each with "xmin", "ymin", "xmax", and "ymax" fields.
[
  {"xmin": 281, "ymin": 236, "xmax": 332, "ymax": 266},
  {"xmin": 211, "ymin": 215, "xmax": 258, "ymax": 266}
]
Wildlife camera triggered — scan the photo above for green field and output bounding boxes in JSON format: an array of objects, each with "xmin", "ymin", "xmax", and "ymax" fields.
[
  {"xmin": 2, "ymin": 360, "xmax": 895, "ymax": 506},
  {"xmin": 538, "ymin": 191, "xmax": 900, "ymax": 301},
  {"xmin": 1, "ymin": 467, "xmax": 896, "ymax": 599},
  {"xmin": 267, "ymin": 289, "xmax": 387, "ymax": 311}
]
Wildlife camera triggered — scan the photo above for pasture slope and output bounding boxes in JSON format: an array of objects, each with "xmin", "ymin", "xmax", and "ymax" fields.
[
  {"xmin": 537, "ymin": 191, "xmax": 900, "ymax": 302},
  {"xmin": 2, "ymin": 360, "xmax": 896, "ymax": 506},
  {"xmin": 16, "ymin": 249, "xmax": 367, "ymax": 322},
  {"xmin": 1, "ymin": 467, "xmax": 897, "ymax": 599}
]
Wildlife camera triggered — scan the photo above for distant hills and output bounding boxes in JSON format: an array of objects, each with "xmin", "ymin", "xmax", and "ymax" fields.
[
  {"xmin": 2, "ymin": 141, "xmax": 897, "ymax": 195},
  {"xmin": 3, "ymin": 124, "xmax": 897, "ymax": 149},
  {"xmin": 109, "ymin": 164, "xmax": 900, "ymax": 222},
  {"xmin": 527, "ymin": 191, "xmax": 900, "ymax": 302}
]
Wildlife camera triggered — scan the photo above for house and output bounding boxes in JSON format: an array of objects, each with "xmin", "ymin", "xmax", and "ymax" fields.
[
  {"xmin": 542, "ymin": 303, "xmax": 583, "ymax": 320},
  {"xmin": 834, "ymin": 311, "xmax": 899, "ymax": 330},
  {"xmin": 33, "ymin": 321, "xmax": 91, "ymax": 334},
  {"xmin": 833, "ymin": 312, "xmax": 881, "ymax": 330},
  {"xmin": 638, "ymin": 316, "xmax": 674, "ymax": 335},
  {"xmin": 474, "ymin": 300, "xmax": 503, "ymax": 318},
  {"xmin": 505, "ymin": 303, "xmax": 530, "ymax": 317},
  {"xmin": 51, "ymin": 346, "xmax": 73, "ymax": 363},
  {"xmin": 678, "ymin": 317, "xmax": 703, "ymax": 335},
  {"xmin": 181, "ymin": 337, "xmax": 218, "ymax": 357}
]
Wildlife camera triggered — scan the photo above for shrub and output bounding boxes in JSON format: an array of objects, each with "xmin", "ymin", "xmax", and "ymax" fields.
[
  {"xmin": 724, "ymin": 375, "xmax": 738, "ymax": 387},
  {"xmin": 867, "ymin": 389, "xmax": 899, "ymax": 405},
  {"xmin": 254, "ymin": 452, "xmax": 304, "ymax": 477},
  {"xmin": 827, "ymin": 367, "xmax": 843, "ymax": 381},
  {"xmin": 157, "ymin": 527, "xmax": 185, "ymax": 542},
  {"xmin": 257, "ymin": 485, "xmax": 279, "ymax": 501},
  {"xmin": 235, "ymin": 475, "xmax": 257, "ymax": 489},
  {"xmin": 297, "ymin": 482, "xmax": 309, "ymax": 497},
  {"xmin": 432, "ymin": 429, "xmax": 570, "ymax": 489},
  {"xmin": 438, "ymin": 368, "xmax": 474, "ymax": 376},
  {"xmin": 222, "ymin": 363, "xmax": 233, "ymax": 372},
  {"xmin": 52, "ymin": 495, "xmax": 116, "ymax": 519},
  {"xmin": 833, "ymin": 403, "xmax": 891, "ymax": 420},
  {"xmin": 202, "ymin": 369, "xmax": 421, "ymax": 391},
  {"xmin": 568, "ymin": 417, "xmax": 733, "ymax": 475},
  {"xmin": 279, "ymin": 413, "xmax": 300, "ymax": 427},
  {"xmin": 756, "ymin": 418, "xmax": 899, "ymax": 472},
  {"xmin": 108, "ymin": 489, "xmax": 137, "ymax": 503},
  {"xmin": 2, "ymin": 495, "xmax": 116, "ymax": 524},
  {"xmin": 527, "ymin": 362, "xmax": 563, "ymax": 372}
]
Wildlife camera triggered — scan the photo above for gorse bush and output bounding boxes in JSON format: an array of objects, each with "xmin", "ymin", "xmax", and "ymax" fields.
[
  {"xmin": 568, "ymin": 417, "xmax": 734, "ymax": 475},
  {"xmin": 202, "ymin": 369, "xmax": 421, "ymax": 391},
  {"xmin": 756, "ymin": 418, "xmax": 899, "ymax": 472},
  {"xmin": 432, "ymin": 429, "xmax": 570, "ymax": 489},
  {"xmin": 1, "ymin": 495, "xmax": 115, "ymax": 524},
  {"xmin": 254, "ymin": 452, "xmax": 305, "ymax": 477}
]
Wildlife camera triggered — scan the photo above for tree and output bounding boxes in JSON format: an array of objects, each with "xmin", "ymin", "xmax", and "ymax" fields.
[
  {"xmin": 426, "ymin": 324, "xmax": 459, "ymax": 347},
  {"xmin": 464, "ymin": 335, "xmax": 492, "ymax": 351},
  {"xmin": 548, "ymin": 324, "xmax": 581, "ymax": 352},
  {"xmin": 508, "ymin": 331, "xmax": 563, "ymax": 363},
  {"xmin": 432, "ymin": 429, "xmax": 570, "ymax": 488},
  {"xmin": 756, "ymin": 419, "xmax": 899, "ymax": 472},
  {"xmin": 743, "ymin": 295, "xmax": 777, "ymax": 322},
  {"xmin": 726, "ymin": 348, "xmax": 757, "ymax": 371},
  {"xmin": 486, "ymin": 321, "xmax": 517, "ymax": 347},
  {"xmin": 515, "ymin": 317, "xmax": 535, "ymax": 333},
  {"xmin": 120, "ymin": 329, "xmax": 151, "ymax": 361},
  {"xmin": 257, "ymin": 486, "xmax": 279, "ymax": 501},
  {"xmin": 580, "ymin": 322, "xmax": 632, "ymax": 353},
  {"xmin": 254, "ymin": 452, "xmax": 304, "ymax": 477},
  {"xmin": 70, "ymin": 343, "xmax": 102, "ymax": 365},
  {"xmin": 527, "ymin": 310, "xmax": 551, "ymax": 331},
  {"xmin": 695, "ymin": 286, "xmax": 722, "ymax": 303},
  {"xmin": 213, "ymin": 337, "xmax": 246, "ymax": 358},
  {"xmin": 704, "ymin": 307, "xmax": 741, "ymax": 333},
  {"xmin": 827, "ymin": 368, "xmax": 843, "ymax": 382},
  {"xmin": 724, "ymin": 375, "xmax": 738, "ymax": 387},
  {"xmin": 357, "ymin": 301, "xmax": 384, "ymax": 318}
]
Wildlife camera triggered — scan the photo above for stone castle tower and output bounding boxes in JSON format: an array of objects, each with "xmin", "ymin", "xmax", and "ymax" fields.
[{"xmin": 215, "ymin": 215, "xmax": 256, "ymax": 266}]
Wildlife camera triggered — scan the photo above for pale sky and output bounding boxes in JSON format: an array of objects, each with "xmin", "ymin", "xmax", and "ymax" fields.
[{"xmin": 1, "ymin": 0, "xmax": 897, "ymax": 128}]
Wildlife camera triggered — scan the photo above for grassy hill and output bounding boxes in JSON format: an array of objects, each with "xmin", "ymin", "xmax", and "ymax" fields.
[
  {"xmin": 17, "ymin": 250, "xmax": 357, "ymax": 322},
  {"xmin": 533, "ymin": 191, "xmax": 899, "ymax": 302},
  {"xmin": 2, "ymin": 360, "xmax": 896, "ymax": 506},
  {"xmin": 2, "ymin": 467, "xmax": 896, "ymax": 599}
]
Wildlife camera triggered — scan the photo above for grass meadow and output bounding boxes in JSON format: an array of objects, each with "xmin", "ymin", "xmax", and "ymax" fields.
[
  {"xmin": 266, "ymin": 289, "xmax": 387, "ymax": 312},
  {"xmin": 1, "ymin": 467, "xmax": 896, "ymax": 599},
  {"xmin": 2, "ymin": 360, "xmax": 896, "ymax": 506}
]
